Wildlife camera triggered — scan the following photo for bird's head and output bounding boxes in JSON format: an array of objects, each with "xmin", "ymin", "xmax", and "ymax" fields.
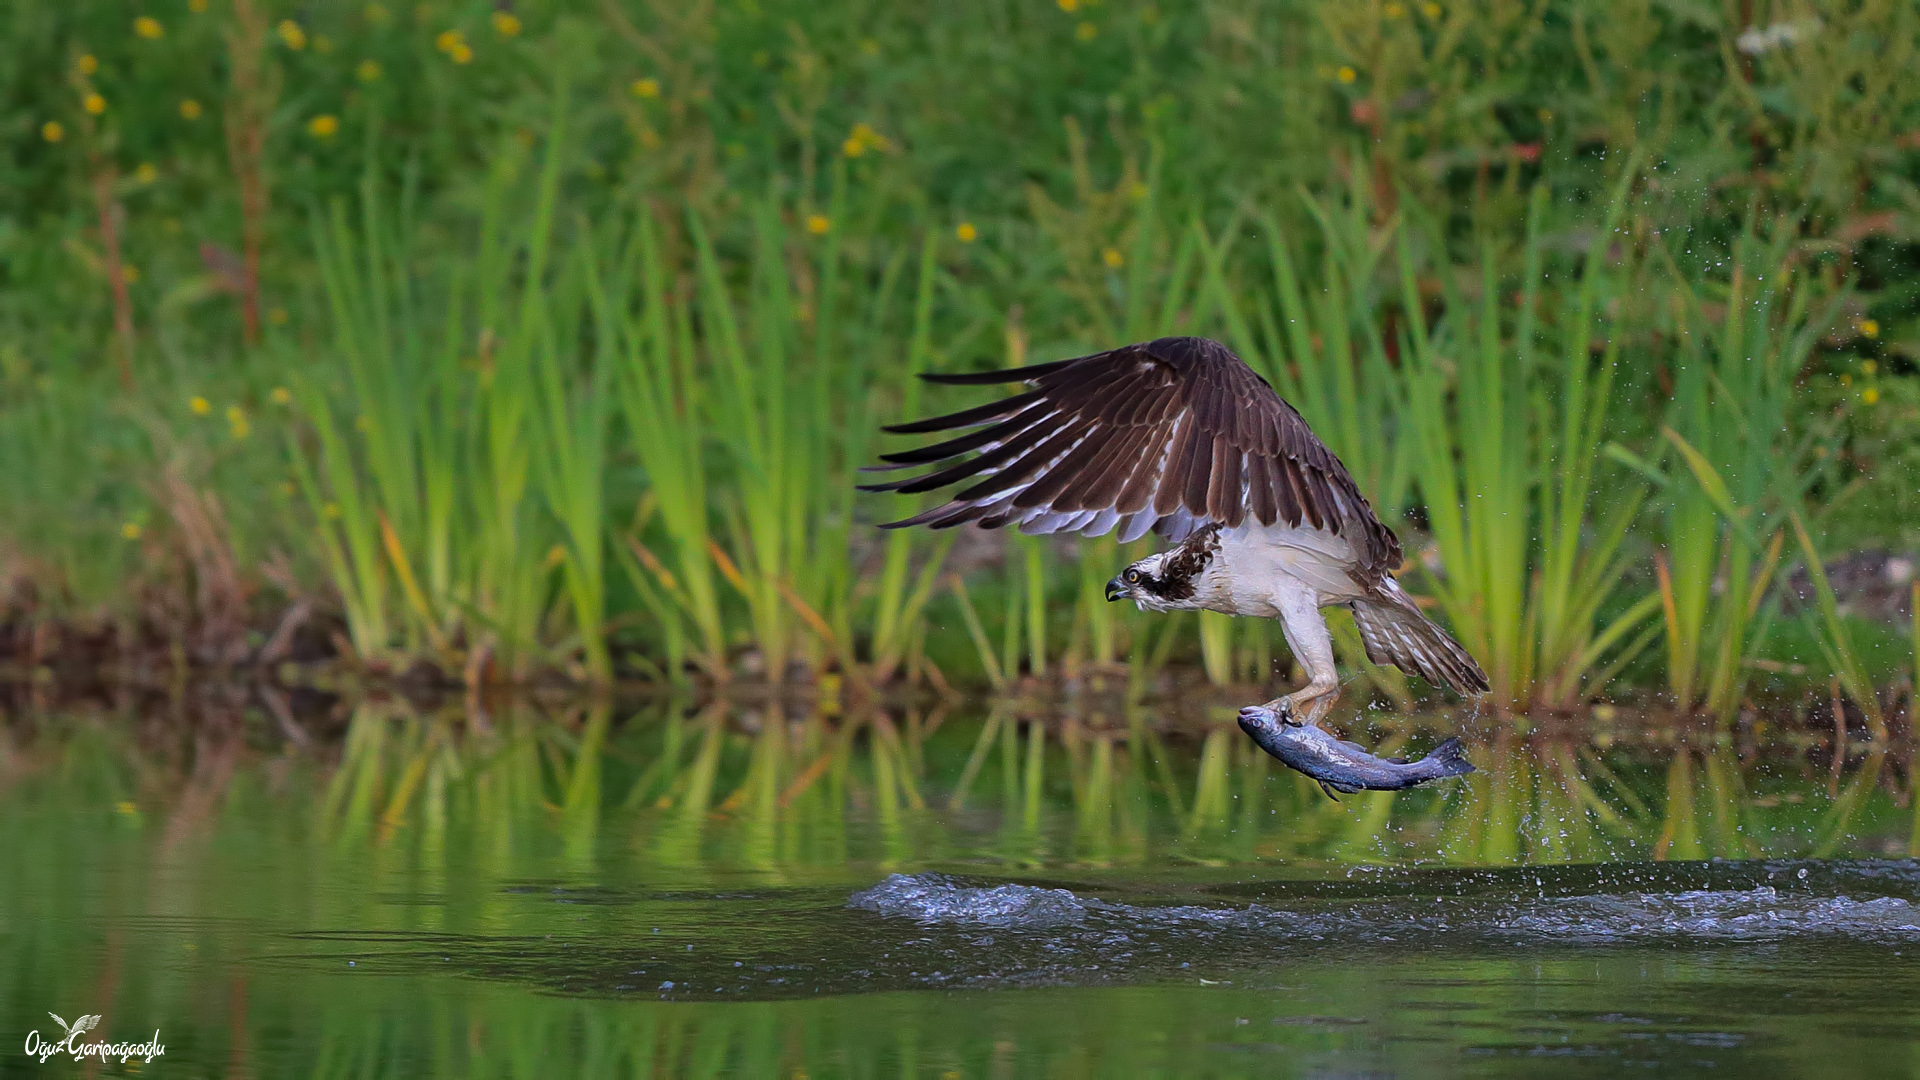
[{"xmin": 1105, "ymin": 551, "xmax": 1185, "ymax": 611}]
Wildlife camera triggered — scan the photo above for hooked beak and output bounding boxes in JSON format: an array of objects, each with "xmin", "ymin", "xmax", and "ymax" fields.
[{"xmin": 1105, "ymin": 576, "xmax": 1126, "ymax": 602}]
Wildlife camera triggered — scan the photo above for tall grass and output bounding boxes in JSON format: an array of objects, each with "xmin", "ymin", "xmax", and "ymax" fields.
[
  {"xmin": 612, "ymin": 210, "xmax": 724, "ymax": 681},
  {"xmin": 1399, "ymin": 177, "xmax": 1660, "ymax": 713},
  {"xmin": 293, "ymin": 126, "xmax": 576, "ymax": 678},
  {"xmin": 1642, "ymin": 221, "xmax": 1841, "ymax": 722}
]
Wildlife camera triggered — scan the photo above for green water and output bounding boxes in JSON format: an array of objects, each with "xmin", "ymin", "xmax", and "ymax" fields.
[{"xmin": 6, "ymin": 700, "xmax": 1920, "ymax": 1078}]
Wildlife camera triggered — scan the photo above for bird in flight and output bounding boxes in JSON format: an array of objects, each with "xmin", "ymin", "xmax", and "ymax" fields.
[{"xmin": 863, "ymin": 336, "xmax": 1487, "ymax": 784}]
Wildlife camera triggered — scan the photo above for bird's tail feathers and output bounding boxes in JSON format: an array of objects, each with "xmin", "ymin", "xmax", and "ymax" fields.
[{"xmin": 1352, "ymin": 582, "xmax": 1490, "ymax": 695}]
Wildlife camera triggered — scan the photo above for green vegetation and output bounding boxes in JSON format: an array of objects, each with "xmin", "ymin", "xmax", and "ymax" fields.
[{"xmin": 3, "ymin": 1, "xmax": 1919, "ymax": 715}]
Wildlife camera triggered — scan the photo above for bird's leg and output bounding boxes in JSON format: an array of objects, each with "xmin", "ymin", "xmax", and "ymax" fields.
[{"xmin": 1255, "ymin": 585, "xmax": 1339, "ymax": 728}]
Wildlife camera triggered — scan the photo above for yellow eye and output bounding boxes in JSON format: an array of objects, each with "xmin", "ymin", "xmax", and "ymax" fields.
[{"xmin": 1123, "ymin": 568, "xmax": 1142, "ymax": 584}]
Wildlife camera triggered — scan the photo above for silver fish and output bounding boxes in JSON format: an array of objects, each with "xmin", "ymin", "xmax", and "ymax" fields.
[{"xmin": 1237, "ymin": 705, "xmax": 1474, "ymax": 799}]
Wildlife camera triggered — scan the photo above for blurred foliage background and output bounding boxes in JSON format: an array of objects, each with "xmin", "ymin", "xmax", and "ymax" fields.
[{"xmin": 2, "ymin": 0, "xmax": 1918, "ymax": 712}]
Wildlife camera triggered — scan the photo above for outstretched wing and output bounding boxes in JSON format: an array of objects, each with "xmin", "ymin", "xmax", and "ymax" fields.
[
  {"xmin": 77, "ymin": 1015, "xmax": 102, "ymax": 1034},
  {"xmin": 861, "ymin": 336, "xmax": 1401, "ymax": 586},
  {"xmin": 48, "ymin": 1012, "xmax": 68, "ymax": 1034}
]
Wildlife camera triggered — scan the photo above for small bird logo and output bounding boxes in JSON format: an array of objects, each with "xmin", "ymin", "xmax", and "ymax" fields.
[{"xmin": 47, "ymin": 1013, "xmax": 101, "ymax": 1040}]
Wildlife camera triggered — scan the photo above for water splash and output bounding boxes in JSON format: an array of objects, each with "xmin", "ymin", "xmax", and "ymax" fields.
[
  {"xmin": 849, "ymin": 875, "xmax": 1091, "ymax": 928},
  {"xmin": 850, "ymin": 872, "xmax": 1920, "ymax": 945},
  {"xmin": 1504, "ymin": 888, "xmax": 1920, "ymax": 943}
]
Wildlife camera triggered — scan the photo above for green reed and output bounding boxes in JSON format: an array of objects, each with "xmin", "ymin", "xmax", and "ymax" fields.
[
  {"xmin": 290, "ymin": 102, "xmax": 612, "ymax": 678},
  {"xmin": 1638, "ymin": 221, "xmax": 1840, "ymax": 723},
  {"xmin": 1794, "ymin": 513, "xmax": 1888, "ymax": 741},
  {"xmin": 1399, "ymin": 176, "xmax": 1659, "ymax": 713},
  {"xmin": 611, "ymin": 210, "xmax": 724, "ymax": 681}
]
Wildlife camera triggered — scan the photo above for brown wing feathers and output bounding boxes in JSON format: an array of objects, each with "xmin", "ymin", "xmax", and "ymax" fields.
[{"xmin": 861, "ymin": 336, "xmax": 1403, "ymax": 586}]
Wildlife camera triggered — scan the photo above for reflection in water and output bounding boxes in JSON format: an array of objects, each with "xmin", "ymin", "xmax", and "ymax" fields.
[{"xmin": 4, "ymin": 698, "xmax": 1919, "ymax": 1075}]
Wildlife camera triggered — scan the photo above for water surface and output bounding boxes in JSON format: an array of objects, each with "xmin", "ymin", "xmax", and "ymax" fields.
[{"xmin": 4, "ymin": 699, "xmax": 1918, "ymax": 1077}]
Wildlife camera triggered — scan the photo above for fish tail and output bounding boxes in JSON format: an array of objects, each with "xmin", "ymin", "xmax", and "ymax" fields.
[{"xmin": 1418, "ymin": 737, "xmax": 1476, "ymax": 779}]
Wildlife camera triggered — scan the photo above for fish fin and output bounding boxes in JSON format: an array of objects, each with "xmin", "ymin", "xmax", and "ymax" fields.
[{"xmin": 1420, "ymin": 736, "xmax": 1476, "ymax": 777}]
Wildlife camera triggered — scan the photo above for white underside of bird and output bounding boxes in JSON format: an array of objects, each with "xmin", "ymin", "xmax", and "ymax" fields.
[{"xmin": 1110, "ymin": 519, "xmax": 1473, "ymax": 725}]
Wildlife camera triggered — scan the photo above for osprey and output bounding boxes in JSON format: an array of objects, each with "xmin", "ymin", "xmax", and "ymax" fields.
[{"xmin": 863, "ymin": 336, "xmax": 1487, "ymax": 763}]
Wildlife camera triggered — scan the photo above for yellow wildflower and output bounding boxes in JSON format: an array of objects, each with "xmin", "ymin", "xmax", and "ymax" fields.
[
  {"xmin": 135, "ymin": 16, "xmax": 165, "ymax": 39},
  {"xmin": 450, "ymin": 41, "xmax": 473, "ymax": 63},
  {"xmin": 268, "ymin": 307, "xmax": 289, "ymax": 326},
  {"xmin": 41, "ymin": 121, "xmax": 64, "ymax": 143},
  {"xmin": 189, "ymin": 396, "xmax": 212, "ymax": 416},
  {"xmin": 842, "ymin": 122, "xmax": 890, "ymax": 158},
  {"xmin": 1076, "ymin": 21, "xmax": 1097, "ymax": 40},
  {"xmin": 357, "ymin": 59, "xmax": 382, "ymax": 81},
  {"xmin": 1384, "ymin": 1, "xmax": 1405, "ymax": 15},
  {"xmin": 1840, "ymin": 373, "xmax": 1853, "ymax": 386},
  {"xmin": 78, "ymin": 54, "xmax": 99, "ymax": 75},
  {"xmin": 955, "ymin": 222, "xmax": 978, "ymax": 243},
  {"xmin": 492, "ymin": 11, "xmax": 521, "ymax": 37},
  {"xmin": 269, "ymin": 386, "xmax": 293, "ymax": 405},
  {"xmin": 1862, "ymin": 387, "xmax": 1880, "ymax": 405},
  {"xmin": 631, "ymin": 77, "xmax": 660, "ymax": 98},
  {"xmin": 135, "ymin": 162, "xmax": 157, "ymax": 183},
  {"xmin": 1863, "ymin": 360, "xmax": 1878, "ymax": 376},
  {"xmin": 84, "ymin": 93, "xmax": 107, "ymax": 115},
  {"xmin": 121, "ymin": 265, "xmax": 139, "ymax": 284},
  {"xmin": 1102, "ymin": 247, "xmax": 1124, "ymax": 269},
  {"xmin": 116, "ymin": 800, "xmax": 139, "ymax": 815},
  {"xmin": 1859, "ymin": 318, "xmax": 1879, "ymax": 338},
  {"xmin": 1421, "ymin": 1, "xmax": 1441, "ymax": 16},
  {"xmin": 278, "ymin": 20, "xmax": 307, "ymax": 50},
  {"xmin": 806, "ymin": 214, "xmax": 831, "ymax": 235},
  {"xmin": 227, "ymin": 405, "xmax": 251, "ymax": 439},
  {"xmin": 180, "ymin": 99, "xmax": 203, "ymax": 119},
  {"xmin": 1336, "ymin": 66, "xmax": 1356, "ymax": 84},
  {"xmin": 189, "ymin": 0, "xmax": 208, "ymax": 11},
  {"xmin": 121, "ymin": 522, "xmax": 142, "ymax": 540},
  {"xmin": 1058, "ymin": 0, "xmax": 1078, "ymax": 10},
  {"xmin": 308, "ymin": 114, "xmax": 340, "ymax": 139}
]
